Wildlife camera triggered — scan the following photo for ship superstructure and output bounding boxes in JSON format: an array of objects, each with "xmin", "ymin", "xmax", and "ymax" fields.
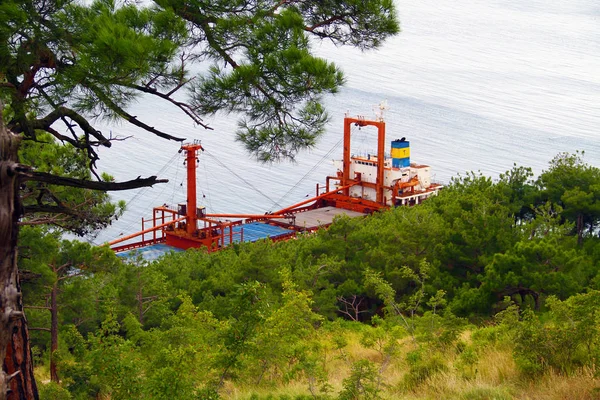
[
  {"xmin": 331, "ymin": 116, "xmax": 441, "ymax": 209},
  {"xmin": 108, "ymin": 114, "xmax": 442, "ymax": 260}
]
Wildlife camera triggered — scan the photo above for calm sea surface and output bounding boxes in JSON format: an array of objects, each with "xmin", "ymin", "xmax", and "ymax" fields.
[{"xmin": 91, "ymin": 0, "xmax": 600, "ymax": 244}]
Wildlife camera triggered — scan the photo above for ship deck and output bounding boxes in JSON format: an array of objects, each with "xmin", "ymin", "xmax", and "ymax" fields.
[
  {"xmin": 222, "ymin": 222, "xmax": 294, "ymax": 245},
  {"xmin": 117, "ymin": 222, "xmax": 296, "ymax": 261},
  {"xmin": 288, "ymin": 206, "xmax": 366, "ymax": 229}
]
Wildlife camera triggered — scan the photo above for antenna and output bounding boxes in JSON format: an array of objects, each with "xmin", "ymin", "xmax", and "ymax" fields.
[{"xmin": 373, "ymin": 100, "xmax": 389, "ymax": 122}]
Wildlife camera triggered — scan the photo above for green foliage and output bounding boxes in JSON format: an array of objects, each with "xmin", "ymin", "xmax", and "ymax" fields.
[
  {"xmin": 338, "ymin": 359, "xmax": 381, "ymax": 400},
  {"xmin": 2, "ymin": 0, "xmax": 402, "ymax": 169},
  {"xmin": 413, "ymin": 309, "xmax": 466, "ymax": 349},
  {"xmin": 511, "ymin": 291, "xmax": 600, "ymax": 376},
  {"xmin": 401, "ymin": 348, "xmax": 447, "ymax": 391},
  {"xmin": 430, "ymin": 172, "xmax": 517, "ymax": 283},
  {"xmin": 143, "ymin": 155, "xmax": 597, "ymax": 323},
  {"xmin": 18, "ymin": 133, "xmax": 125, "ymax": 234},
  {"xmin": 497, "ymin": 163, "xmax": 537, "ymax": 220},
  {"xmin": 250, "ymin": 271, "xmax": 324, "ymax": 385},
  {"xmin": 20, "ymin": 152, "xmax": 600, "ymax": 398},
  {"xmin": 470, "ymin": 317, "xmax": 515, "ymax": 350},
  {"xmin": 86, "ymin": 311, "xmax": 146, "ymax": 399},
  {"xmin": 174, "ymin": 0, "xmax": 399, "ymax": 160},
  {"xmin": 360, "ymin": 316, "xmax": 404, "ymax": 360},
  {"xmin": 536, "ymin": 152, "xmax": 600, "ymax": 241},
  {"xmin": 19, "ymin": 226, "xmax": 122, "ymax": 364},
  {"xmin": 38, "ymin": 381, "xmax": 72, "ymax": 400},
  {"xmin": 455, "ymin": 344, "xmax": 479, "ymax": 380}
]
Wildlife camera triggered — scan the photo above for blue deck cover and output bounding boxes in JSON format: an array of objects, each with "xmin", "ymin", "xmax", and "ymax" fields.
[
  {"xmin": 117, "ymin": 223, "xmax": 292, "ymax": 261},
  {"xmin": 117, "ymin": 243, "xmax": 183, "ymax": 262},
  {"xmin": 222, "ymin": 222, "xmax": 293, "ymax": 245}
]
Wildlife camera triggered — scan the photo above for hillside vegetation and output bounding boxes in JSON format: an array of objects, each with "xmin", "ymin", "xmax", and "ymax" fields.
[{"xmin": 21, "ymin": 152, "xmax": 600, "ymax": 399}]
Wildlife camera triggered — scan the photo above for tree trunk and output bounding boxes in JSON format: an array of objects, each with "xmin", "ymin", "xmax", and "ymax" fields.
[
  {"xmin": 4, "ymin": 319, "xmax": 38, "ymax": 400},
  {"xmin": 0, "ymin": 102, "xmax": 39, "ymax": 400},
  {"xmin": 50, "ymin": 281, "xmax": 58, "ymax": 383},
  {"xmin": 577, "ymin": 213, "xmax": 584, "ymax": 245},
  {"xmin": 137, "ymin": 270, "xmax": 143, "ymax": 325}
]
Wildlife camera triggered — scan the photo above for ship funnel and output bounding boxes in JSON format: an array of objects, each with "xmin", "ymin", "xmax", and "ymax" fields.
[{"xmin": 391, "ymin": 139, "xmax": 410, "ymax": 168}]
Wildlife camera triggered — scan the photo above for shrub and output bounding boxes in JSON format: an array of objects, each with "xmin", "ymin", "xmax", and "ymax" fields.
[
  {"xmin": 512, "ymin": 292, "xmax": 600, "ymax": 376},
  {"xmin": 338, "ymin": 359, "xmax": 381, "ymax": 400},
  {"xmin": 39, "ymin": 381, "xmax": 72, "ymax": 400},
  {"xmin": 401, "ymin": 348, "xmax": 447, "ymax": 390}
]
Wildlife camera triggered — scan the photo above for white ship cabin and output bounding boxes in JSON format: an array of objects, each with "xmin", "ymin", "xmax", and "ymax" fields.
[{"xmin": 332, "ymin": 139, "xmax": 442, "ymax": 207}]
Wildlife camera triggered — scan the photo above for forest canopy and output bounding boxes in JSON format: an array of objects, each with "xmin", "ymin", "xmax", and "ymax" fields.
[{"xmin": 19, "ymin": 154, "xmax": 600, "ymax": 399}]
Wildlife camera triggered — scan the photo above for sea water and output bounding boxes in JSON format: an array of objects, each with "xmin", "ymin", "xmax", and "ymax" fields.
[{"xmin": 91, "ymin": 0, "xmax": 600, "ymax": 244}]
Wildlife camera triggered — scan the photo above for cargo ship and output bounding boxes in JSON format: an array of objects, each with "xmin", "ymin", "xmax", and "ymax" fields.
[{"xmin": 108, "ymin": 114, "xmax": 442, "ymax": 260}]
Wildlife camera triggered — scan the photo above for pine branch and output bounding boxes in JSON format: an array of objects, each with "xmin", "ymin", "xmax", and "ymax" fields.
[
  {"xmin": 126, "ymin": 82, "xmax": 213, "ymax": 130},
  {"xmin": 86, "ymin": 82, "xmax": 186, "ymax": 142},
  {"xmin": 19, "ymin": 169, "xmax": 168, "ymax": 191},
  {"xmin": 16, "ymin": 106, "xmax": 111, "ymax": 147}
]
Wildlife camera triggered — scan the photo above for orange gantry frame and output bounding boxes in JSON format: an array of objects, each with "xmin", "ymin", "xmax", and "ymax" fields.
[{"xmin": 342, "ymin": 117, "xmax": 386, "ymax": 204}]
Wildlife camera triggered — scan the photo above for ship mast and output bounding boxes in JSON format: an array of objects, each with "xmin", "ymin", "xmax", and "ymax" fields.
[{"xmin": 181, "ymin": 141, "xmax": 203, "ymax": 235}]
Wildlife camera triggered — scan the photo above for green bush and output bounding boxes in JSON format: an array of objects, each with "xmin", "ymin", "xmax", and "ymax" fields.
[
  {"xmin": 456, "ymin": 344, "xmax": 479, "ymax": 380},
  {"xmin": 39, "ymin": 381, "xmax": 72, "ymax": 400},
  {"xmin": 402, "ymin": 348, "xmax": 447, "ymax": 390},
  {"xmin": 338, "ymin": 359, "xmax": 381, "ymax": 400},
  {"xmin": 512, "ymin": 292, "xmax": 600, "ymax": 376}
]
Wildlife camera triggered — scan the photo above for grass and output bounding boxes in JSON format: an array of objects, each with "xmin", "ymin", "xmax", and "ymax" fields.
[
  {"xmin": 35, "ymin": 322, "xmax": 600, "ymax": 400},
  {"xmin": 219, "ymin": 325, "xmax": 600, "ymax": 400}
]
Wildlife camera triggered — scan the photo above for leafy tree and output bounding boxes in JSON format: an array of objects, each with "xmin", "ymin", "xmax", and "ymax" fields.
[
  {"xmin": 537, "ymin": 152, "xmax": 600, "ymax": 243},
  {"xmin": 163, "ymin": 0, "xmax": 399, "ymax": 160},
  {"xmin": 18, "ymin": 227, "xmax": 119, "ymax": 383},
  {"xmin": 134, "ymin": 297, "xmax": 221, "ymax": 399},
  {"xmin": 212, "ymin": 281, "xmax": 271, "ymax": 387},
  {"xmin": 338, "ymin": 359, "xmax": 381, "ymax": 400},
  {"xmin": 17, "ymin": 133, "xmax": 125, "ymax": 235},
  {"xmin": 429, "ymin": 172, "xmax": 517, "ymax": 282},
  {"xmin": 85, "ymin": 311, "xmax": 146, "ymax": 400},
  {"xmin": 0, "ymin": 0, "xmax": 400, "ymax": 396},
  {"xmin": 496, "ymin": 164, "xmax": 538, "ymax": 222},
  {"xmin": 478, "ymin": 219, "xmax": 592, "ymax": 312},
  {"xmin": 511, "ymin": 292, "xmax": 600, "ymax": 375},
  {"xmin": 249, "ymin": 270, "xmax": 323, "ymax": 385}
]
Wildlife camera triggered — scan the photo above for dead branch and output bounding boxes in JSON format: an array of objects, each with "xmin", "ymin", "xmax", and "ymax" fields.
[
  {"xmin": 20, "ymin": 169, "xmax": 168, "ymax": 191},
  {"xmin": 337, "ymin": 295, "xmax": 368, "ymax": 322}
]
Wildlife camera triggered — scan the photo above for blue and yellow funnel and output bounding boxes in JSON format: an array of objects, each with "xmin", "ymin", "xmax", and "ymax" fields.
[{"xmin": 391, "ymin": 139, "xmax": 410, "ymax": 168}]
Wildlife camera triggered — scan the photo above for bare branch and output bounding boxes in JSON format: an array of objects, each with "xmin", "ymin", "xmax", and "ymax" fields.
[
  {"xmin": 87, "ymin": 83, "xmax": 187, "ymax": 142},
  {"xmin": 29, "ymin": 327, "xmax": 51, "ymax": 332},
  {"xmin": 337, "ymin": 295, "xmax": 368, "ymax": 322},
  {"xmin": 18, "ymin": 214, "xmax": 70, "ymax": 226},
  {"xmin": 127, "ymin": 82, "xmax": 213, "ymax": 130},
  {"xmin": 58, "ymin": 271, "xmax": 84, "ymax": 281},
  {"xmin": 20, "ymin": 169, "xmax": 168, "ymax": 191},
  {"xmin": 55, "ymin": 262, "xmax": 71, "ymax": 274},
  {"xmin": 16, "ymin": 106, "xmax": 111, "ymax": 147}
]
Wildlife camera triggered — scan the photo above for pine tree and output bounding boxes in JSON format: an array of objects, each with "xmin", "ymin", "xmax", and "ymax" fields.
[{"xmin": 0, "ymin": 0, "xmax": 399, "ymax": 397}]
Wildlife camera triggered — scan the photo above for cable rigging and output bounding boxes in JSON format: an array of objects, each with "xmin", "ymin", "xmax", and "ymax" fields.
[
  {"xmin": 268, "ymin": 136, "xmax": 344, "ymax": 212},
  {"xmin": 202, "ymin": 149, "xmax": 280, "ymax": 207},
  {"xmin": 201, "ymin": 156, "xmax": 215, "ymax": 213},
  {"xmin": 109, "ymin": 151, "xmax": 180, "ymax": 241}
]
